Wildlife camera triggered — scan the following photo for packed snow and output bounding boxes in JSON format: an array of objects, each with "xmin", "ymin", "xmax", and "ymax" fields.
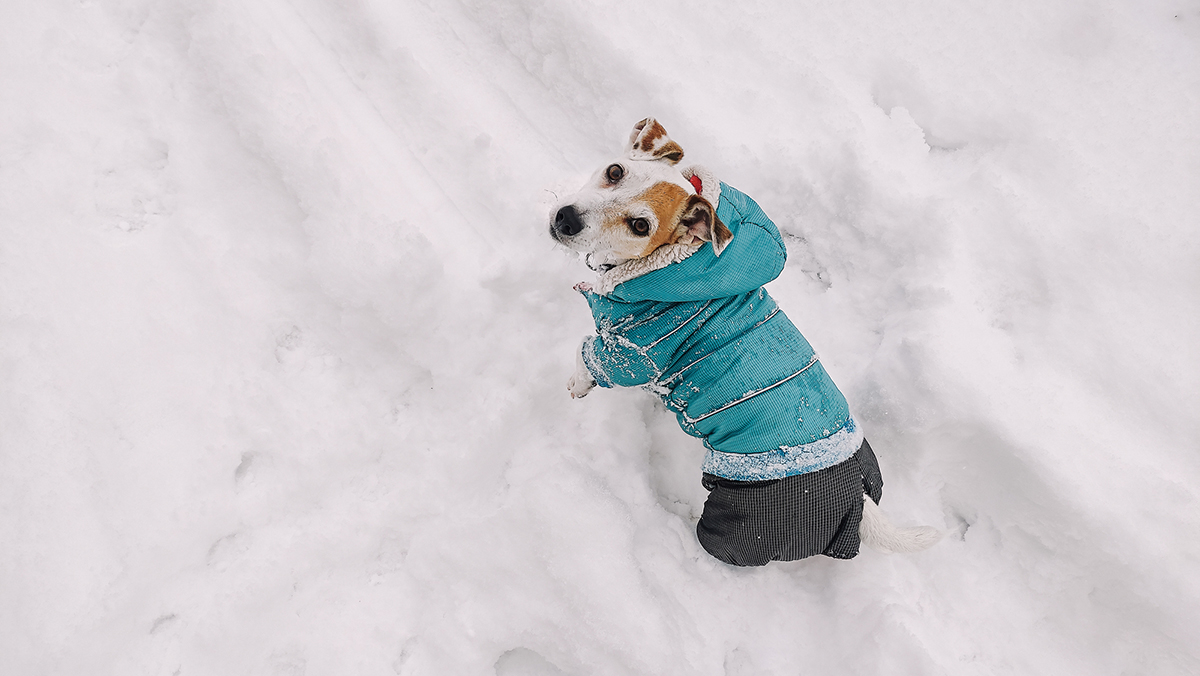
[{"xmin": 2, "ymin": 0, "xmax": 1198, "ymax": 674}]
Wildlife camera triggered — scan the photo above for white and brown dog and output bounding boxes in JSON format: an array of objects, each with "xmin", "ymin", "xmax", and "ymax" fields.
[
  {"xmin": 551, "ymin": 119, "xmax": 731, "ymax": 278},
  {"xmin": 551, "ymin": 119, "xmax": 940, "ymax": 565},
  {"xmin": 552, "ymin": 119, "xmax": 731, "ymax": 401}
]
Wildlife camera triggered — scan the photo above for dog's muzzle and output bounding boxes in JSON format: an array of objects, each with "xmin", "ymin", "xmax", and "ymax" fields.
[{"xmin": 552, "ymin": 205, "xmax": 585, "ymax": 240}]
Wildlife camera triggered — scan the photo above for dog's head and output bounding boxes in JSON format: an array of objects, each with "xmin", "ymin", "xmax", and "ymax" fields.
[{"xmin": 550, "ymin": 119, "xmax": 733, "ymax": 268}]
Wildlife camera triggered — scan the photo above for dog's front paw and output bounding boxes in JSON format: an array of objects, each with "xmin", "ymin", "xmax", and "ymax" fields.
[
  {"xmin": 568, "ymin": 336, "xmax": 598, "ymax": 399},
  {"xmin": 567, "ymin": 371, "xmax": 596, "ymax": 399}
]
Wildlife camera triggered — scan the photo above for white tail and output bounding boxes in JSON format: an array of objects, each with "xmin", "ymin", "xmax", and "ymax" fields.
[{"xmin": 859, "ymin": 495, "xmax": 943, "ymax": 554}]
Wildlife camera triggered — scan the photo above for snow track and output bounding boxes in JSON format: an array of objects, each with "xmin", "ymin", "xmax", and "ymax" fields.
[{"xmin": 2, "ymin": 1, "xmax": 1198, "ymax": 674}]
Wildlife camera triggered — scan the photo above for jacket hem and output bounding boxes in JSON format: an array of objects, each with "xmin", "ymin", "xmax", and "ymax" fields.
[{"xmin": 700, "ymin": 418, "xmax": 863, "ymax": 480}]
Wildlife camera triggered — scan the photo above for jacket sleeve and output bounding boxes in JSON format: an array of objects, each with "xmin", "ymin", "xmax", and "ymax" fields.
[
  {"xmin": 580, "ymin": 332, "xmax": 657, "ymax": 388},
  {"xmin": 577, "ymin": 289, "xmax": 663, "ymax": 388}
]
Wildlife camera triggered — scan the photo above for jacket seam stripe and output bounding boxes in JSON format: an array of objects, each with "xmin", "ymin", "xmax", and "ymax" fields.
[
  {"xmin": 645, "ymin": 300, "xmax": 713, "ymax": 350},
  {"xmin": 682, "ymin": 354, "xmax": 819, "ymax": 425}
]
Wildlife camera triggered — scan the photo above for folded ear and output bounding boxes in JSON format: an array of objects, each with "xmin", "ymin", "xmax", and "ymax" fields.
[
  {"xmin": 627, "ymin": 118, "xmax": 685, "ymax": 165},
  {"xmin": 679, "ymin": 195, "xmax": 733, "ymax": 256}
]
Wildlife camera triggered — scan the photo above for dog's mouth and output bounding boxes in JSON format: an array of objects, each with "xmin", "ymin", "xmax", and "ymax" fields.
[
  {"xmin": 549, "ymin": 220, "xmax": 627, "ymax": 273},
  {"xmin": 585, "ymin": 253, "xmax": 620, "ymax": 272},
  {"xmin": 550, "ymin": 204, "xmax": 626, "ymax": 271}
]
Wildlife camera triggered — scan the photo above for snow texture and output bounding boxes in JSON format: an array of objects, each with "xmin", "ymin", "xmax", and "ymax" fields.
[{"xmin": 1, "ymin": 1, "xmax": 1198, "ymax": 674}]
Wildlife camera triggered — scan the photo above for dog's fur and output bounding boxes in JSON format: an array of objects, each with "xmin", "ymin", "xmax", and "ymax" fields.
[
  {"xmin": 550, "ymin": 119, "xmax": 732, "ymax": 274},
  {"xmin": 552, "ymin": 118, "xmax": 940, "ymax": 555}
]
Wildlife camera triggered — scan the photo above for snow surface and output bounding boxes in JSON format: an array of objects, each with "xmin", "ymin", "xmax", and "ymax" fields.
[{"xmin": 2, "ymin": 1, "xmax": 1198, "ymax": 674}]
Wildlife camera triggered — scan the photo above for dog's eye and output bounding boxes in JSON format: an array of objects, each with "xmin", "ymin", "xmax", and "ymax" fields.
[
  {"xmin": 629, "ymin": 217, "xmax": 650, "ymax": 236},
  {"xmin": 605, "ymin": 164, "xmax": 625, "ymax": 183}
]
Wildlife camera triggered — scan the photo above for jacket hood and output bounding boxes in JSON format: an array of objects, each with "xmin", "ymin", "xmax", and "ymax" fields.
[{"xmin": 604, "ymin": 183, "xmax": 788, "ymax": 303}]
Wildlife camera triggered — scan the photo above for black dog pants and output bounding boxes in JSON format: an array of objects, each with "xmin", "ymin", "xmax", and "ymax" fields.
[{"xmin": 696, "ymin": 440, "xmax": 884, "ymax": 566}]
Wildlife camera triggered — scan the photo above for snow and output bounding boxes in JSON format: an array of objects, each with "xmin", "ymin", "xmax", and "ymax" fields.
[{"xmin": 1, "ymin": 0, "xmax": 1197, "ymax": 674}]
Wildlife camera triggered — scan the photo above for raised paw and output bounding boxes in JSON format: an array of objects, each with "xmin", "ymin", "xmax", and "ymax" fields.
[{"xmin": 567, "ymin": 371, "xmax": 596, "ymax": 399}]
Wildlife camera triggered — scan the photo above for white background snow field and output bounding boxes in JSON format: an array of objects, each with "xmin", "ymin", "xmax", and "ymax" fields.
[{"xmin": 1, "ymin": 1, "xmax": 1198, "ymax": 674}]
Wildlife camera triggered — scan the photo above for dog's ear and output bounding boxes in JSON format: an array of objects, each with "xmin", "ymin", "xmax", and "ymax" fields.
[
  {"xmin": 627, "ymin": 118, "xmax": 685, "ymax": 165},
  {"xmin": 679, "ymin": 195, "xmax": 733, "ymax": 256}
]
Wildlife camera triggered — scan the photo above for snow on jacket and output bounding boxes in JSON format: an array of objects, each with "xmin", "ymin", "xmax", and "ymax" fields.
[{"xmin": 579, "ymin": 182, "xmax": 863, "ymax": 481}]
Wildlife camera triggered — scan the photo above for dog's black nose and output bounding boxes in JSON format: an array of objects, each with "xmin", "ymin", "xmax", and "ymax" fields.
[{"xmin": 555, "ymin": 205, "xmax": 584, "ymax": 237}]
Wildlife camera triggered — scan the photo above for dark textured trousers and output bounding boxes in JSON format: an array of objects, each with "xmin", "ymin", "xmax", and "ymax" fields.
[{"xmin": 696, "ymin": 440, "xmax": 884, "ymax": 566}]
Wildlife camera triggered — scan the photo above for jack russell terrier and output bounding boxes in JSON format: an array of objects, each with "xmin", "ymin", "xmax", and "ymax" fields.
[{"xmin": 551, "ymin": 118, "xmax": 940, "ymax": 566}]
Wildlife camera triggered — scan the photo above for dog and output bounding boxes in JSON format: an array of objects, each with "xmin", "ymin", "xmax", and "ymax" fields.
[{"xmin": 550, "ymin": 118, "xmax": 941, "ymax": 566}]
